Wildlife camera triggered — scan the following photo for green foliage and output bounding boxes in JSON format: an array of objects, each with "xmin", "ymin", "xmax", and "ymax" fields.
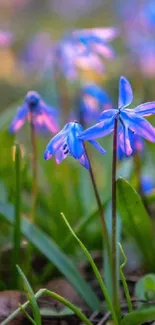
[
  {"xmin": 135, "ymin": 274, "xmax": 155, "ymax": 301},
  {"xmin": 117, "ymin": 177, "xmax": 155, "ymax": 270},
  {"xmin": 120, "ymin": 307, "xmax": 155, "ymax": 325},
  {"xmin": 17, "ymin": 265, "xmax": 41, "ymax": 325},
  {"xmin": 0, "ymin": 200, "xmax": 100, "ymax": 311}
]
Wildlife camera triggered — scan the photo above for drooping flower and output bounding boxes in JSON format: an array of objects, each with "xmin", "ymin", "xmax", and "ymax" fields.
[
  {"xmin": 79, "ymin": 76, "xmax": 155, "ymax": 156},
  {"xmin": 80, "ymin": 84, "xmax": 112, "ymax": 124},
  {"xmin": 44, "ymin": 121, "xmax": 106, "ymax": 169},
  {"xmin": 9, "ymin": 91, "xmax": 59, "ymax": 134}
]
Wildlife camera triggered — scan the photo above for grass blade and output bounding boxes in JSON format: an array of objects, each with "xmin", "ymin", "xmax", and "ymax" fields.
[
  {"xmin": 60, "ymin": 212, "xmax": 119, "ymax": 325},
  {"xmin": 17, "ymin": 265, "xmax": 41, "ymax": 325},
  {"xmin": 0, "ymin": 201, "xmax": 100, "ymax": 311}
]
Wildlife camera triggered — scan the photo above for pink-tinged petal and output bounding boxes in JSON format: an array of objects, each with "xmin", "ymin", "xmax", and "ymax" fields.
[
  {"xmin": 43, "ymin": 112, "xmax": 59, "ymax": 133},
  {"xmin": 9, "ymin": 105, "xmax": 28, "ymax": 133},
  {"xmin": 132, "ymin": 102, "xmax": 155, "ymax": 117},
  {"xmin": 73, "ymin": 27, "xmax": 119, "ymax": 41},
  {"xmin": 79, "ymin": 153, "xmax": 90, "ymax": 169},
  {"xmin": 93, "ymin": 43, "xmax": 115, "ymax": 59},
  {"xmin": 123, "ymin": 126, "xmax": 133, "ymax": 156},
  {"xmin": 118, "ymin": 76, "xmax": 133, "ymax": 109},
  {"xmin": 55, "ymin": 144, "xmax": 69, "ymax": 164},
  {"xmin": 76, "ymin": 53, "xmax": 104, "ymax": 72},
  {"xmin": 79, "ymin": 115, "xmax": 116, "ymax": 141},
  {"xmin": 83, "ymin": 94, "xmax": 99, "ymax": 113},
  {"xmin": 44, "ymin": 124, "xmax": 70, "ymax": 160},
  {"xmin": 121, "ymin": 111, "xmax": 155, "ymax": 142}
]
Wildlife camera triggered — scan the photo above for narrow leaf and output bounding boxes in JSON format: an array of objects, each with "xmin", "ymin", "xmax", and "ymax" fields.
[{"xmin": 117, "ymin": 177, "xmax": 155, "ymax": 270}]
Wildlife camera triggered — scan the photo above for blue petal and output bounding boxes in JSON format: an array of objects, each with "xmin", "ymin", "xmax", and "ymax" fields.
[
  {"xmin": 9, "ymin": 104, "xmax": 28, "ymax": 133},
  {"xmin": 67, "ymin": 123, "xmax": 84, "ymax": 159},
  {"xmin": 133, "ymin": 102, "xmax": 155, "ymax": 117},
  {"xmin": 44, "ymin": 124, "xmax": 70, "ymax": 160},
  {"xmin": 79, "ymin": 153, "xmax": 90, "ymax": 169},
  {"xmin": 99, "ymin": 109, "xmax": 117, "ymax": 121},
  {"xmin": 118, "ymin": 76, "xmax": 133, "ymax": 109},
  {"xmin": 79, "ymin": 115, "xmax": 115, "ymax": 141},
  {"xmin": 121, "ymin": 111, "xmax": 155, "ymax": 142},
  {"xmin": 88, "ymin": 140, "xmax": 106, "ymax": 155}
]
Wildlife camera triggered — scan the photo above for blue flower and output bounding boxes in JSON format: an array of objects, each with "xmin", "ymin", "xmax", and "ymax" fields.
[
  {"xmin": 72, "ymin": 27, "xmax": 118, "ymax": 59},
  {"xmin": 44, "ymin": 121, "xmax": 106, "ymax": 169},
  {"xmin": 9, "ymin": 91, "xmax": 59, "ymax": 134},
  {"xmin": 55, "ymin": 27, "xmax": 118, "ymax": 80},
  {"xmin": 141, "ymin": 175, "xmax": 155, "ymax": 195},
  {"xmin": 79, "ymin": 76, "xmax": 155, "ymax": 156},
  {"xmin": 80, "ymin": 84, "xmax": 112, "ymax": 124}
]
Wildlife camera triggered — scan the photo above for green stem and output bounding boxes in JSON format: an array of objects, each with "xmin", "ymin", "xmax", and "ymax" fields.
[
  {"xmin": 12, "ymin": 144, "xmax": 21, "ymax": 289},
  {"xmin": 118, "ymin": 243, "xmax": 132, "ymax": 313},
  {"xmin": 84, "ymin": 145, "xmax": 111, "ymax": 259},
  {"xmin": 1, "ymin": 288, "xmax": 93, "ymax": 325},
  {"xmin": 60, "ymin": 212, "xmax": 119, "ymax": 325},
  {"xmin": 30, "ymin": 112, "xmax": 37, "ymax": 223},
  {"xmin": 112, "ymin": 118, "xmax": 119, "ymax": 314}
]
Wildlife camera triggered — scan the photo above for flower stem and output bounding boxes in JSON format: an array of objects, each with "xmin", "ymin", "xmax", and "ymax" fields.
[
  {"xmin": 12, "ymin": 144, "xmax": 21, "ymax": 289},
  {"xmin": 84, "ymin": 145, "xmax": 111, "ymax": 258},
  {"xmin": 112, "ymin": 118, "xmax": 119, "ymax": 313},
  {"xmin": 30, "ymin": 113, "xmax": 37, "ymax": 223}
]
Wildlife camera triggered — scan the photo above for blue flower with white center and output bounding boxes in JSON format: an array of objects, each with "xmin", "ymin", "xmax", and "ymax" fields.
[
  {"xmin": 44, "ymin": 121, "xmax": 106, "ymax": 169},
  {"xmin": 9, "ymin": 91, "xmax": 59, "ymax": 134},
  {"xmin": 80, "ymin": 84, "xmax": 112, "ymax": 124},
  {"xmin": 79, "ymin": 76, "xmax": 155, "ymax": 156}
]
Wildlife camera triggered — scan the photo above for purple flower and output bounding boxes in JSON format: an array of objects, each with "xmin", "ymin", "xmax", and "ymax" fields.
[
  {"xmin": 44, "ymin": 121, "xmax": 106, "ymax": 169},
  {"xmin": 80, "ymin": 84, "xmax": 112, "ymax": 124},
  {"xmin": 9, "ymin": 91, "xmax": 59, "ymax": 134},
  {"xmin": 55, "ymin": 27, "xmax": 118, "ymax": 80},
  {"xmin": 79, "ymin": 76, "xmax": 155, "ymax": 156}
]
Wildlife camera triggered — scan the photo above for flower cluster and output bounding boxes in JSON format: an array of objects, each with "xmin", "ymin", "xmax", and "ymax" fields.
[{"xmin": 43, "ymin": 76, "xmax": 155, "ymax": 168}]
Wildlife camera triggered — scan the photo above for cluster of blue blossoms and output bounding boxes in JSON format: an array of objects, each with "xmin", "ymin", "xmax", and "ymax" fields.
[{"xmin": 10, "ymin": 76, "xmax": 155, "ymax": 170}]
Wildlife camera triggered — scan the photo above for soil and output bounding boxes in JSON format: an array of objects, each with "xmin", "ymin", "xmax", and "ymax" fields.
[{"xmin": 0, "ymin": 251, "xmax": 154, "ymax": 325}]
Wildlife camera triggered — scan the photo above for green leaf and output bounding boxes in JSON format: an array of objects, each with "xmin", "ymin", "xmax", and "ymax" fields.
[
  {"xmin": 135, "ymin": 274, "xmax": 155, "ymax": 301},
  {"xmin": 121, "ymin": 307, "xmax": 155, "ymax": 325},
  {"xmin": 0, "ymin": 201, "xmax": 100, "ymax": 311},
  {"xmin": 117, "ymin": 177, "xmax": 155, "ymax": 270},
  {"xmin": 17, "ymin": 266, "xmax": 41, "ymax": 325}
]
